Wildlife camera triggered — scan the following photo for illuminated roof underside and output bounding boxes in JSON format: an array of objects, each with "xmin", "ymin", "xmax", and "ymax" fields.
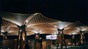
[
  {"xmin": 26, "ymin": 13, "xmax": 59, "ymax": 35},
  {"xmin": 1, "ymin": 12, "xmax": 31, "ymax": 26},
  {"xmin": 2, "ymin": 19, "xmax": 18, "ymax": 35},
  {"xmin": 1, "ymin": 12, "xmax": 82, "ymax": 36},
  {"xmin": 64, "ymin": 27, "xmax": 80, "ymax": 35},
  {"xmin": 26, "ymin": 13, "xmax": 58, "ymax": 27}
]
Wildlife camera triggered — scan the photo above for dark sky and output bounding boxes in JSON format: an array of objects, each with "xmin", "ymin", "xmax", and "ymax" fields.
[{"xmin": 0, "ymin": 0, "xmax": 87, "ymax": 24}]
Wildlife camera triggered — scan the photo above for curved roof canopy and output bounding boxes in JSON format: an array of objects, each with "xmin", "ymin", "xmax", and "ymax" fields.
[
  {"xmin": 56, "ymin": 21, "xmax": 73, "ymax": 29},
  {"xmin": 1, "ymin": 19, "xmax": 18, "ymax": 35},
  {"xmin": 26, "ymin": 13, "xmax": 58, "ymax": 27},
  {"xmin": 1, "ymin": 12, "xmax": 59, "ymax": 35},
  {"xmin": 0, "ymin": 12, "xmax": 31, "ymax": 26},
  {"xmin": 64, "ymin": 27, "xmax": 80, "ymax": 35},
  {"xmin": 1, "ymin": 12, "xmax": 81, "ymax": 36},
  {"xmin": 77, "ymin": 26, "xmax": 88, "ymax": 32}
]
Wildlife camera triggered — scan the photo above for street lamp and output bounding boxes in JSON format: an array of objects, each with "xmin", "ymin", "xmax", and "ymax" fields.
[{"xmin": 56, "ymin": 21, "xmax": 72, "ymax": 49}]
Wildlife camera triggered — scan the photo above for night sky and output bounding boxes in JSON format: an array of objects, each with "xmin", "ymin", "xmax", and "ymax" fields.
[{"xmin": 0, "ymin": 0, "xmax": 87, "ymax": 24}]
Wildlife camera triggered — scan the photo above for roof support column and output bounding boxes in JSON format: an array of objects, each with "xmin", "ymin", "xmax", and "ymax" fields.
[
  {"xmin": 57, "ymin": 29, "xmax": 67, "ymax": 49},
  {"xmin": 17, "ymin": 25, "xmax": 27, "ymax": 49},
  {"xmin": 80, "ymin": 31, "xmax": 85, "ymax": 45}
]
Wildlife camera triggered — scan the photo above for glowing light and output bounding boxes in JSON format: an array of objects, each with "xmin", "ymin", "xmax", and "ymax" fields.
[
  {"xmin": 25, "ymin": 20, "xmax": 28, "ymax": 23},
  {"xmin": 77, "ymin": 26, "xmax": 88, "ymax": 31},
  {"xmin": 57, "ymin": 21, "xmax": 72, "ymax": 29},
  {"xmin": 1, "ymin": 30, "xmax": 5, "ymax": 32},
  {"xmin": 25, "ymin": 20, "xmax": 29, "ymax": 24},
  {"xmin": 8, "ymin": 31, "xmax": 18, "ymax": 35},
  {"xmin": 68, "ymin": 27, "xmax": 80, "ymax": 35},
  {"xmin": 72, "ymin": 32, "xmax": 76, "ymax": 35},
  {"xmin": 33, "ymin": 30, "xmax": 39, "ymax": 34},
  {"xmin": 20, "ymin": 29, "xmax": 22, "ymax": 32},
  {"xmin": 81, "ymin": 27, "xmax": 87, "ymax": 31},
  {"xmin": 34, "ymin": 13, "xmax": 39, "ymax": 16},
  {"xmin": 70, "ymin": 31, "xmax": 78, "ymax": 35},
  {"xmin": 35, "ymin": 35, "xmax": 39, "ymax": 39}
]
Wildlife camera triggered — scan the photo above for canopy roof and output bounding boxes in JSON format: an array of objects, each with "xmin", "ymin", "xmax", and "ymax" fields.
[
  {"xmin": 1, "ymin": 19, "xmax": 18, "ymax": 35},
  {"xmin": 0, "ymin": 12, "xmax": 31, "ymax": 26},
  {"xmin": 1, "ymin": 12, "xmax": 59, "ymax": 35},
  {"xmin": 1, "ymin": 12, "xmax": 86, "ymax": 36},
  {"xmin": 26, "ymin": 13, "xmax": 58, "ymax": 27}
]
